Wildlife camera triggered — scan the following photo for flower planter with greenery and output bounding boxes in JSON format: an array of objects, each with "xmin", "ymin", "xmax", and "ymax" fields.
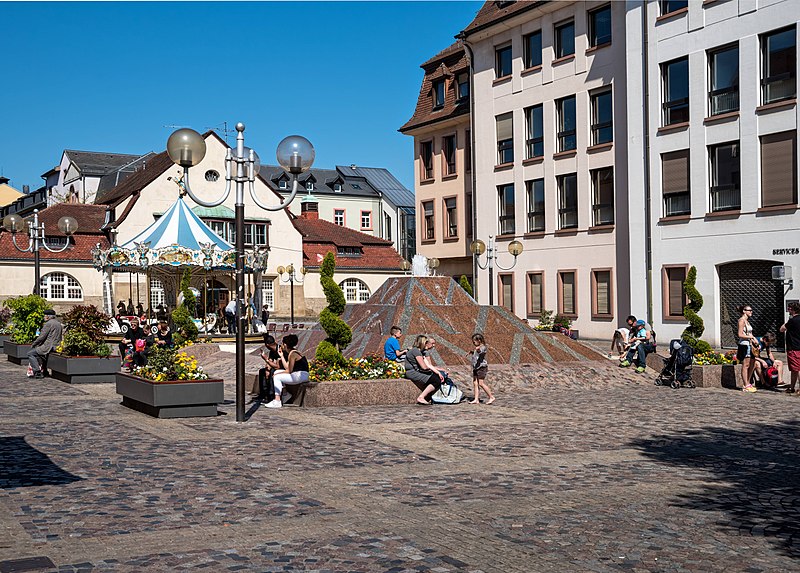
[
  {"xmin": 50, "ymin": 305, "xmax": 119, "ymax": 384},
  {"xmin": 0, "ymin": 307, "xmax": 11, "ymax": 351},
  {"xmin": 3, "ymin": 295, "xmax": 52, "ymax": 364},
  {"xmin": 116, "ymin": 347, "xmax": 222, "ymax": 418}
]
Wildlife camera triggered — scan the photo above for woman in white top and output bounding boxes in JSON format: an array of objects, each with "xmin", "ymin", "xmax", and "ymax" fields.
[
  {"xmin": 736, "ymin": 304, "xmax": 759, "ymax": 393},
  {"xmin": 609, "ymin": 327, "xmax": 630, "ymax": 359}
]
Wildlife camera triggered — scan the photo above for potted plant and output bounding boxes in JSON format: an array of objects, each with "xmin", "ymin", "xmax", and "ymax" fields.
[
  {"xmin": 3, "ymin": 295, "xmax": 52, "ymax": 364},
  {"xmin": 49, "ymin": 305, "xmax": 120, "ymax": 384},
  {"xmin": 0, "ymin": 307, "xmax": 11, "ymax": 351},
  {"xmin": 116, "ymin": 346, "xmax": 223, "ymax": 418}
]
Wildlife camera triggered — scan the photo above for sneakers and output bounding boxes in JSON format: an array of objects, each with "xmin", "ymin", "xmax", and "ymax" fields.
[
  {"xmin": 742, "ymin": 384, "xmax": 757, "ymax": 393},
  {"xmin": 635, "ymin": 366, "xmax": 646, "ymax": 374},
  {"xmin": 265, "ymin": 399, "xmax": 282, "ymax": 408},
  {"xmin": 33, "ymin": 371, "xmax": 44, "ymax": 379},
  {"xmin": 619, "ymin": 360, "xmax": 631, "ymax": 368}
]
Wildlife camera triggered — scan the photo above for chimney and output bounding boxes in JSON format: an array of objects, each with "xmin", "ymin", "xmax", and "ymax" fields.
[
  {"xmin": 300, "ymin": 195, "xmax": 319, "ymax": 220},
  {"xmin": 23, "ymin": 185, "xmax": 30, "ymax": 193},
  {"xmin": 350, "ymin": 164, "xmax": 357, "ymax": 170},
  {"xmin": 0, "ymin": 176, "xmax": 9, "ymax": 185}
]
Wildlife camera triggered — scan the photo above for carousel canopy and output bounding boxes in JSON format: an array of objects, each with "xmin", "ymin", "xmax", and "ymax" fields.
[{"xmin": 122, "ymin": 197, "xmax": 232, "ymax": 252}]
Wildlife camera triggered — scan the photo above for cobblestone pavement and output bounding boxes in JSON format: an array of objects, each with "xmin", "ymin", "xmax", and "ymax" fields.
[{"xmin": 1, "ymin": 358, "xmax": 799, "ymax": 572}]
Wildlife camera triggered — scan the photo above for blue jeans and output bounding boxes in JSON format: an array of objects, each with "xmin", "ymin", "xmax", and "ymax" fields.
[{"xmin": 626, "ymin": 343, "xmax": 654, "ymax": 366}]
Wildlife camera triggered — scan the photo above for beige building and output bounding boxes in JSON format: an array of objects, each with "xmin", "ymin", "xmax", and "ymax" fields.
[
  {"xmin": 459, "ymin": 0, "xmax": 631, "ymax": 339},
  {"xmin": 400, "ymin": 43, "xmax": 474, "ymax": 281},
  {"xmin": 0, "ymin": 177, "xmax": 23, "ymax": 208}
]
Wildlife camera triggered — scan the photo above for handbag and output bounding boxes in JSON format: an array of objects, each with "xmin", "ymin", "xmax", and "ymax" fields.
[{"xmin": 431, "ymin": 376, "xmax": 464, "ymax": 404}]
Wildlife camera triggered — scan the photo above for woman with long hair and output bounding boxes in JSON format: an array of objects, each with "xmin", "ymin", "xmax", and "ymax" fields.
[
  {"xmin": 403, "ymin": 334, "xmax": 443, "ymax": 405},
  {"xmin": 737, "ymin": 304, "xmax": 759, "ymax": 393}
]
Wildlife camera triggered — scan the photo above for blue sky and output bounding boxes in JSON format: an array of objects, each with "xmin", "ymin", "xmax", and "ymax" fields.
[{"xmin": 1, "ymin": 1, "xmax": 481, "ymax": 192}]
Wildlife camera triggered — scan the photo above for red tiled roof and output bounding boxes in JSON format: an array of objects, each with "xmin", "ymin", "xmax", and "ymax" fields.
[
  {"xmin": 0, "ymin": 234, "xmax": 109, "ymax": 262},
  {"xmin": 460, "ymin": 1, "xmax": 548, "ymax": 37},
  {"xmin": 292, "ymin": 217, "xmax": 404, "ymax": 271},
  {"xmin": 400, "ymin": 42, "xmax": 470, "ymax": 133},
  {"xmin": 31, "ymin": 203, "xmax": 108, "ymax": 236}
]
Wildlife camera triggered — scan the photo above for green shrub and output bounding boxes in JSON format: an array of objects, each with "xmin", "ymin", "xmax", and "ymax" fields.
[
  {"xmin": 58, "ymin": 305, "xmax": 111, "ymax": 356},
  {"xmin": 180, "ymin": 268, "xmax": 196, "ymax": 317},
  {"xmin": 680, "ymin": 266, "xmax": 712, "ymax": 354},
  {"xmin": 538, "ymin": 309, "xmax": 554, "ymax": 329},
  {"xmin": 4, "ymin": 294, "xmax": 52, "ymax": 344},
  {"xmin": 314, "ymin": 253, "xmax": 351, "ymax": 366},
  {"xmin": 553, "ymin": 313, "xmax": 571, "ymax": 330},
  {"xmin": 172, "ymin": 305, "xmax": 198, "ymax": 347},
  {"xmin": 458, "ymin": 275, "xmax": 473, "ymax": 297}
]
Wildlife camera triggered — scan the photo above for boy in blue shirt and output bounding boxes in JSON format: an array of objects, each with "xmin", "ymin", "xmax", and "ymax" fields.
[{"xmin": 384, "ymin": 326, "xmax": 407, "ymax": 362}]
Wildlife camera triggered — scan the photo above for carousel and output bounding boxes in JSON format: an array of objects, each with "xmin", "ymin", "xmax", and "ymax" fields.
[{"xmin": 91, "ymin": 195, "xmax": 268, "ymax": 336}]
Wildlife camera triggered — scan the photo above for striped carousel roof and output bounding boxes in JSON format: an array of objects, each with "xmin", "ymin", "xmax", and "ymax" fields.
[{"xmin": 120, "ymin": 197, "xmax": 232, "ymax": 251}]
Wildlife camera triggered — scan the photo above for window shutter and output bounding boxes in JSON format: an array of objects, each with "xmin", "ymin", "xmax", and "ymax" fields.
[
  {"xmin": 667, "ymin": 267, "xmax": 686, "ymax": 316},
  {"xmin": 529, "ymin": 274, "xmax": 542, "ymax": 314},
  {"xmin": 496, "ymin": 113, "xmax": 513, "ymax": 141},
  {"xmin": 762, "ymin": 132, "xmax": 797, "ymax": 207},
  {"xmin": 501, "ymin": 275, "xmax": 513, "ymax": 311},
  {"xmin": 662, "ymin": 150, "xmax": 690, "ymax": 195},
  {"xmin": 595, "ymin": 271, "xmax": 610, "ymax": 315},
  {"xmin": 561, "ymin": 272, "xmax": 575, "ymax": 315}
]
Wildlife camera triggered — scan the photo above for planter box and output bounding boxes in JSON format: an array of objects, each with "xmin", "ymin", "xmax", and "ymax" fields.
[
  {"xmin": 5, "ymin": 341, "xmax": 32, "ymax": 365},
  {"xmin": 646, "ymin": 352, "xmax": 738, "ymax": 388},
  {"xmin": 0, "ymin": 334, "xmax": 9, "ymax": 352},
  {"xmin": 302, "ymin": 378, "xmax": 421, "ymax": 407},
  {"xmin": 49, "ymin": 354, "xmax": 121, "ymax": 384},
  {"xmin": 116, "ymin": 372, "xmax": 224, "ymax": 418}
]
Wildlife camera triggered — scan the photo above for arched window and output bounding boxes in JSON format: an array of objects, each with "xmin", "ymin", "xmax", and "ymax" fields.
[
  {"xmin": 150, "ymin": 278, "xmax": 166, "ymax": 308},
  {"xmin": 40, "ymin": 272, "xmax": 83, "ymax": 301},
  {"xmin": 339, "ymin": 278, "xmax": 371, "ymax": 303}
]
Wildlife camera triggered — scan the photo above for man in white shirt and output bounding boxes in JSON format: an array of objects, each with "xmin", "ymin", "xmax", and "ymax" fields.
[{"xmin": 225, "ymin": 299, "xmax": 237, "ymax": 335}]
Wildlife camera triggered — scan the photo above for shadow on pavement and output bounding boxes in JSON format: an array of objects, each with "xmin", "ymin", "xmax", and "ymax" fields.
[
  {"xmin": 631, "ymin": 420, "xmax": 800, "ymax": 558},
  {"xmin": 0, "ymin": 436, "xmax": 83, "ymax": 489}
]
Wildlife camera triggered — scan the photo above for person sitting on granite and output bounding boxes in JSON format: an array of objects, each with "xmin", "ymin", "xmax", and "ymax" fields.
[
  {"xmin": 252, "ymin": 334, "xmax": 281, "ymax": 403},
  {"xmin": 266, "ymin": 334, "xmax": 309, "ymax": 409},
  {"xmin": 404, "ymin": 334, "xmax": 443, "ymax": 405}
]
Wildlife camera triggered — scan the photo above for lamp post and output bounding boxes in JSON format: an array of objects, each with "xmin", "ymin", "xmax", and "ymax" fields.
[
  {"xmin": 470, "ymin": 237, "xmax": 523, "ymax": 306},
  {"xmin": 427, "ymin": 257, "xmax": 440, "ymax": 276},
  {"xmin": 276, "ymin": 264, "xmax": 306, "ymax": 326},
  {"xmin": 166, "ymin": 123, "xmax": 314, "ymax": 422},
  {"xmin": 2, "ymin": 209, "xmax": 79, "ymax": 295},
  {"xmin": 400, "ymin": 260, "xmax": 411, "ymax": 275}
]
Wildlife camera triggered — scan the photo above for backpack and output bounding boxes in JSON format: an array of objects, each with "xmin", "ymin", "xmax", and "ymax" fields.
[
  {"xmin": 431, "ymin": 376, "xmax": 464, "ymax": 404},
  {"xmin": 765, "ymin": 366, "xmax": 779, "ymax": 387}
]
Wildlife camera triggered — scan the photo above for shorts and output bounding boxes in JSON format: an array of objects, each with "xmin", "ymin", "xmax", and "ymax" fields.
[
  {"xmin": 788, "ymin": 350, "xmax": 800, "ymax": 372},
  {"xmin": 473, "ymin": 366, "xmax": 488, "ymax": 380},
  {"xmin": 736, "ymin": 343, "xmax": 751, "ymax": 362}
]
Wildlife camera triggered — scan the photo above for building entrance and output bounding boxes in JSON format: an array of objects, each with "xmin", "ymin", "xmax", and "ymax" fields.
[{"xmin": 718, "ymin": 260, "xmax": 784, "ymax": 349}]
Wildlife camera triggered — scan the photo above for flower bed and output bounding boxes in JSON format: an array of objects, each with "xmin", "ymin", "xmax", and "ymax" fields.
[
  {"xmin": 308, "ymin": 355, "xmax": 404, "ymax": 382},
  {"xmin": 693, "ymin": 350, "xmax": 735, "ymax": 366},
  {"xmin": 133, "ymin": 348, "xmax": 208, "ymax": 382}
]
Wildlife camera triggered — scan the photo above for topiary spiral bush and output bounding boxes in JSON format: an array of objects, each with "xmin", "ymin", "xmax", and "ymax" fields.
[
  {"xmin": 459, "ymin": 275, "xmax": 473, "ymax": 298},
  {"xmin": 315, "ymin": 253, "xmax": 352, "ymax": 366},
  {"xmin": 681, "ymin": 266, "xmax": 712, "ymax": 354}
]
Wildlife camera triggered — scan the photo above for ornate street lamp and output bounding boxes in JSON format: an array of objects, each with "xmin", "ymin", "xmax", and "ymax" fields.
[
  {"xmin": 2, "ymin": 209, "xmax": 79, "ymax": 295},
  {"xmin": 400, "ymin": 260, "xmax": 411, "ymax": 274},
  {"xmin": 167, "ymin": 123, "xmax": 314, "ymax": 422},
  {"xmin": 470, "ymin": 237, "xmax": 523, "ymax": 306},
  {"xmin": 276, "ymin": 263, "xmax": 307, "ymax": 326}
]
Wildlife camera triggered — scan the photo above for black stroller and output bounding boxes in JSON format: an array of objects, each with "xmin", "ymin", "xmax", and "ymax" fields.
[{"xmin": 656, "ymin": 339, "xmax": 695, "ymax": 389}]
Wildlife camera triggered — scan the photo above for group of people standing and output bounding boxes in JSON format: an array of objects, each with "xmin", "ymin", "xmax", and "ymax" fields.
[
  {"xmin": 385, "ymin": 326, "xmax": 495, "ymax": 405},
  {"xmin": 737, "ymin": 301, "xmax": 800, "ymax": 393}
]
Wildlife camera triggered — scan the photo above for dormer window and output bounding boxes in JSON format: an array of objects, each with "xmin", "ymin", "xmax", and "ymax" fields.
[
  {"xmin": 433, "ymin": 79, "xmax": 446, "ymax": 109},
  {"xmin": 279, "ymin": 179, "xmax": 288, "ymax": 190},
  {"xmin": 351, "ymin": 183, "xmax": 362, "ymax": 190},
  {"xmin": 457, "ymin": 72, "xmax": 469, "ymax": 101},
  {"xmin": 334, "ymin": 183, "xmax": 342, "ymax": 192}
]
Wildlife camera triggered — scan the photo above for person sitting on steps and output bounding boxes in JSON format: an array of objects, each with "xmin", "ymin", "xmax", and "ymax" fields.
[
  {"xmin": 266, "ymin": 334, "xmax": 309, "ymax": 409},
  {"xmin": 619, "ymin": 316, "xmax": 654, "ymax": 374}
]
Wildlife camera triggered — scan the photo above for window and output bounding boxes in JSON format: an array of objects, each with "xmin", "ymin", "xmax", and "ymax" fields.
[
  {"xmin": 337, "ymin": 246, "xmax": 362, "ymax": 256},
  {"xmin": 279, "ymin": 179, "xmax": 288, "ymax": 190},
  {"xmin": 762, "ymin": 26, "xmax": 796, "ymax": 104},
  {"xmin": 333, "ymin": 183, "xmax": 342, "ymax": 192},
  {"xmin": 664, "ymin": 266, "xmax": 687, "ymax": 317},
  {"xmin": 360, "ymin": 210, "xmax": 372, "ymax": 230},
  {"xmin": 527, "ymin": 272, "xmax": 543, "ymax": 317},
  {"xmin": 524, "ymin": 30, "xmax": 542, "ymax": 68},
  {"xmin": 40, "ymin": 272, "xmax": 82, "ymax": 301},
  {"xmin": 445, "ymin": 197, "xmax": 458, "ymax": 237},
  {"xmin": 421, "ymin": 140, "xmax": 434, "ymax": 180},
  {"xmin": 499, "ymin": 274, "xmax": 514, "ymax": 311},
  {"xmin": 496, "ymin": 113, "xmax": 514, "ymax": 164},
  {"xmin": 555, "ymin": 20, "xmax": 575, "ymax": 59},
  {"xmin": 457, "ymin": 72, "xmax": 469, "ymax": 100},
  {"xmin": 306, "ymin": 181, "xmax": 314, "ymax": 192},
  {"xmin": 150, "ymin": 278, "xmax": 165, "ymax": 308},
  {"xmin": 244, "ymin": 224, "xmax": 253, "ymax": 245},
  {"xmin": 662, "ymin": 57, "xmax": 689, "ymax": 125},
  {"xmin": 495, "ymin": 44, "xmax": 512, "ymax": 78},
  {"xmin": 263, "ymin": 279, "xmax": 275, "ymax": 311},
  {"xmin": 465, "ymin": 129, "xmax": 472, "ymax": 172},
  {"xmin": 526, "ymin": 178, "xmax": 545, "ymax": 232},
  {"xmin": 423, "ymin": 201, "xmax": 435, "ymax": 240},
  {"xmin": 339, "ymin": 278, "xmax": 371, "ymax": 303},
  {"xmin": 443, "ymin": 134, "xmax": 457, "ymax": 175},
  {"xmin": 709, "ymin": 45, "xmax": 739, "ymax": 116},
  {"xmin": 525, "ymin": 104, "xmax": 544, "ymax": 158},
  {"xmin": 210, "ymin": 220, "xmax": 228, "ymax": 241},
  {"xmin": 592, "ymin": 270, "xmax": 612, "ymax": 317},
  {"xmin": 588, "ymin": 4, "xmax": 612, "ymax": 47},
  {"xmin": 242, "ymin": 223, "xmax": 267, "ymax": 246},
  {"xmin": 433, "ymin": 79, "xmax": 446, "ymax": 109},
  {"xmin": 385, "ymin": 212, "xmax": 392, "ymax": 241},
  {"xmin": 498, "ymin": 184, "xmax": 515, "ymax": 235},
  {"xmin": 590, "ymin": 89, "xmax": 613, "ymax": 145},
  {"xmin": 662, "ymin": 150, "xmax": 691, "ymax": 216},
  {"xmin": 254, "ymin": 224, "xmax": 267, "ymax": 246},
  {"xmin": 557, "ymin": 173, "xmax": 578, "ymax": 229},
  {"xmin": 205, "ymin": 170, "xmax": 220, "ymax": 182},
  {"xmin": 334, "ymin": 209, "xmax": 345, "ymax": 226},
  {"xmin": 660, "ymin": 0, "xmax": 687, "ymax": 15},
  {"xmin": 591, "ymin": 167, "xmax": 614, "ymax": 226},
  {"xmin": 709, "ymin": 141, "xmax": 740, "ymax": 212},
  {"xmin": 558, "ymin": 271, "xmax": 577, "ymax": 316},
  {"xmin": 761, "ymin": 131, "xmax": 797, "ymax": 207},
  {"xmin": 556, "ymin": 96, "xmax": 576, "ymax": 152}
]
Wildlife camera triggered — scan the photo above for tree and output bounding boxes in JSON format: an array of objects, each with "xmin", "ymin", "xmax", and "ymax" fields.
[
  {"xmin": 173, "ymin": 269, "xmax": 198, "ymax": 346},
  {"xmin": 681, "ymin": 266, "xmax": 711, "ymax": 353},
  {"xmin": 315, "ymin": 253, "xmax": 352, "ymax": 365},
  {"xmin": 459, "ymin": 275, "xmax": 473, "ymax": 298}
]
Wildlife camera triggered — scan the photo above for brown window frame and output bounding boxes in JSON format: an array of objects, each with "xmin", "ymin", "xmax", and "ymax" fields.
[
  {"xmin": 420, "ymin": 139, "xmax": 434, "ymax": 181},
  {"xmin": 662, "ymin": 264, "xmax": 689, "ymax": 320},
  {"xmin": 591, "ymin": 268, "xmax": 613, "ymax": 319},
  {"xmin": 442, "ymin": 133, "xmax": 457, "ymax": 176},
  {"xmin": 761, "ymin": 131, "xmax": 797, "ymax": 208},
  {"xmin": 422, "ymin": 200, "xmax": 435, "ymax": 242},
  {"xmin": 443, "ymin": 195, "xmax": 458, "ymax": 239},
  {"xmin": 662, "ymin": 149, "xmax": 691, "ymax": 217},
  {"xmin": 498, "ymin": 272, "xmax": 515, "ymax": 312},
  {"xmin": 558, "ymin": 270, "xmax": 578, "ymax": 318},
  {"xmin": 526, "ymin": 271, "xmax": 545, "ymax": 318}
]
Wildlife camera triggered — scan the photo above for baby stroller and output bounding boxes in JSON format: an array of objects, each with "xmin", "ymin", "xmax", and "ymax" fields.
[{"xmin": 656, "ymin": 339, "xmax": 695, "ymax": 389}]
